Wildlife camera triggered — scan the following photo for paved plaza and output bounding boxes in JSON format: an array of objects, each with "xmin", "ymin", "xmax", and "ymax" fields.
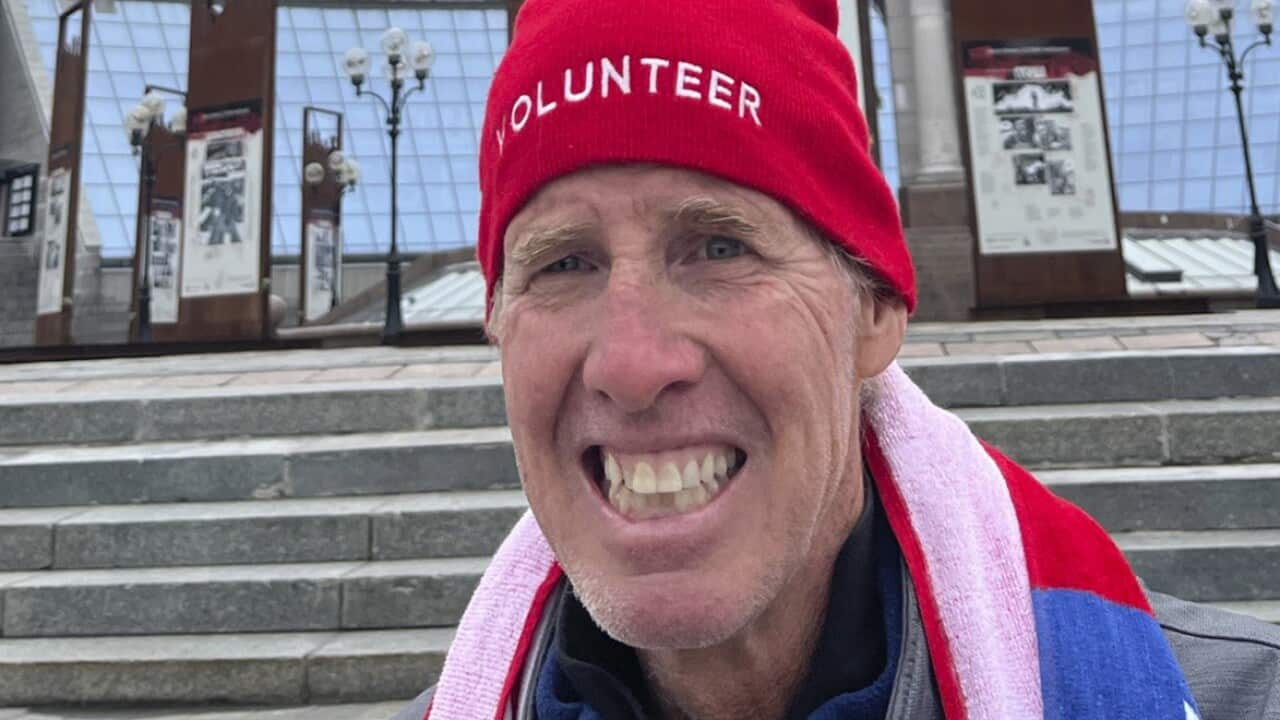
[{"xmin": 1, "ymin": 310, "xmax": 1278, "ymax": 396}]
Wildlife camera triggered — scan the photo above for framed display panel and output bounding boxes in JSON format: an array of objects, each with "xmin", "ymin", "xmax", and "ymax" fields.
[
  {"xmin": 175, "ymin": 0, "xmax": 276, "ymax": 342},
  {"xmin": 951, "ymin": 1, "xmax": 1127, "ymax": 308},
  {"xmin": 299, "ymin": 107, "xmax": 343, "ymax": 324},
  {"xmin": 3, "ymin": 165, "xmax": 39, "ymax": 237},
  {"xmin": 35, "ymin": 1, "xmax": 91, "ymax": 346},
  {"xmin": 129, "ymin": 124, "xmax": 187, "ymax": 342}
]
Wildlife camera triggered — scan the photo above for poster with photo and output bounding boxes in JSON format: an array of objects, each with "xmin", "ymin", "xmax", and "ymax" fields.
[
  {"xmin": 147, "ymin": 198, "xmax": 182, "ymax": 323},
  {"xmin": 1000, "ymin": 116, "xmax": 1072, "ymax": 151},
  {"xmin": 304, "ymin": 217, "xmax": 340, "ymax": 322},
  {"xmin": 36, "ymin": 168, "xmax": 70, "ymax": 315},
  {"xmin": 1013, "ymin": 153, "xmax": 1047, "ymax": 185},
  {"xmin": 961, "ymin": 38, "xmax": 1117, "ymax": 255},
  {"xmin": 181, "ymin": 102, "xmax": 263, "ymax": 298}
]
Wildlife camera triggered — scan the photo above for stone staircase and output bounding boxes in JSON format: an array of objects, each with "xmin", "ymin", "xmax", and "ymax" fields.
[{"xmin": 0, "ymin": 345, "xmax": 1278, "ymax": 707}]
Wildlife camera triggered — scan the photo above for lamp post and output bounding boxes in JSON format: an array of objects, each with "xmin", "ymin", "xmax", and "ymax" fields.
[
  {"xmin": 124, "ymin": 85, "xmax": 187, "ymax": 342},
  {"xmin": 1185, "ymin": 0, "xmax": 1279, "ymax": 308},
  {"xmin": 343, "ymin": 28, "xmax": 435, "ymax": 343},
  {"xmin": 304, "ymin": 147, "xmax": 360, "ymax": 317}
]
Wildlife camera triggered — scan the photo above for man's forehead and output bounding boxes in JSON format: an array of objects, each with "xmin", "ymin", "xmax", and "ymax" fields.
[{"xmin": 504, "ymin": 166, "xmax": 779, "ymax": 243}]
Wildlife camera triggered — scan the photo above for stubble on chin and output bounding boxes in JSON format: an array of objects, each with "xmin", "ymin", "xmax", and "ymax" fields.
[{"xmin": 562, "ymin": 555, "xmax": 789, "ymax": 651}]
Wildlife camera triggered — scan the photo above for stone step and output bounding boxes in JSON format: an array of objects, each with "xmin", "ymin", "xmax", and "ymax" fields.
[
  {"xmin": 1041, "ymin": 464, "xmax": 1280, "ymax": 532},
  {"xmin": 1, "ymin": 463, "xmax": 1274, "ymax": 572},
  {"xmin": 4, "ymin": 527, "xmax": 1275, "ymax": 638},
  {"xmin": 0, "ymin": 346, "xmax": 499, "ymax": 386},
  {"xmin": 956, "ymin": 397, "xmax": 1280, "ymax": 468},
  {"xmin": 1116, "ymin": 529, "xmax": 1280, "ymax": 603},
  {"xmin": 0, "ymin": 628, "xmax": 451, "ymax": 706},
  {"xmin": 0, "ymin": 380, "xmax": 507, "ymax": 447},
  {"xmin": 2, "ymin": 347, "xmax": 1276, "ymax": 447},
  {"xmin": 904, "ymin": 346, "xmax": 1280, "ymax": 409},
  {"xmin": 0, "ymin": 392, "xmax": 1274, "ymax": 509},
  {"xmin": 0, "ymin": 557, "xmax": 486, "ymax": 638},
  {"xmin": 0, "ymin": 428, "xmax": 520, "ymax": 509},
  {"xmin": 0, "ymin": 491, "xmax": 528, "ymax": 571},
  {"xmin": 1, "ymin": 396, "xmax": 1276, "ymax": 510},
  {"xmin": 0, "ymin": 597, "xmax": 1275, "ymax": 709}
]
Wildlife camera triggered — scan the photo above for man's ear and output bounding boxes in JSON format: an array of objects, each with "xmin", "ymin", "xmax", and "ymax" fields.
[{"xmin": 854, "ymin": 295, "xmax": 907, "ymax": 379}]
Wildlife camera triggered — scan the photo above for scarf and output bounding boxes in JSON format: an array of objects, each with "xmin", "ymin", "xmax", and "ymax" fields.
[{"xmin": 427, "ymin": 364, "xmax": 1201, "ymax": 720}]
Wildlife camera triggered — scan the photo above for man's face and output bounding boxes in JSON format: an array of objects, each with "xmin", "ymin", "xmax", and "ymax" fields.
[{"xmin": 496, "ymin": 165, "xmax": 889, "ymax": 649}]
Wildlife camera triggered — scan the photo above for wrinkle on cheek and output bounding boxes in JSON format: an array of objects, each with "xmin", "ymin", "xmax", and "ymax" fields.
[
  {"xmin": 733, "ymin": 271, "xmax": 855, "ymax": 365},
  {"xmin": 704, "ymin": 268, "xmax": 859, "ymax": 468},
  {"xmin": 750, "ymin": 271, "xmax": 860, "ymax": 520}
]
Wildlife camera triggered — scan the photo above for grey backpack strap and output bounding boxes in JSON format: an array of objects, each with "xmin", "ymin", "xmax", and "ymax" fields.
[
  {"xmin": 389, "ymin": 685, "xmax": 435, "ymax": 720},
  {"xmin": 515, "ymin": 578, "xmax": 569, "ymax": 719}
]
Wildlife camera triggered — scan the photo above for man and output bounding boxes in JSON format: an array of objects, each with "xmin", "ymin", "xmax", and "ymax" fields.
[{"xmin": 396, "ymin": 1, "xmax": 1280, "ymax": 718}]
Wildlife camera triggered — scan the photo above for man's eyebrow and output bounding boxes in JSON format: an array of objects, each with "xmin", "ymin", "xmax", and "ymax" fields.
[
  {"xmin": 667, "ymin": 196, "xmax": 763, "ymax": 238},
  {"xmin": 509, "ymin": 220, "xmax": 595, "ymax": 267}
]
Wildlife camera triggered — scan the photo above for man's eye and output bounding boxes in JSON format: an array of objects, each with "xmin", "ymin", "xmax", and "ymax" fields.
[
  {"xmin": 703, "ymin": 236, "xmax": 746, "ymax": 260},
  {"xmin": 543, "ymin": 255, "xmax": 589, "ymax": 273}
]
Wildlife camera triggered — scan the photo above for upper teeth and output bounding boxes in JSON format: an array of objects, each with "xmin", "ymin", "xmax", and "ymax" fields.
[
  {"xmin": 603, "ymin": 446, "xmax": 737, "ymax": 496},
  {"xmin": 601, "ymin": 445, "xmax": 739, "ymax": 519}
]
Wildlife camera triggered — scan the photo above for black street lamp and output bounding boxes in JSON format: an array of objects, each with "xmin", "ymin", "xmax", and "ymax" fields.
[
  {"xmin": 343, "ymin": 28, "xmax": 436, "ymax": 344},
  {"xmin": 125, "ymin": 85, "xmax": 187, "ymax": 342},
  {"xmin": 1186, "ymin": 0, "xmax": 1279, "ymax": 308}
]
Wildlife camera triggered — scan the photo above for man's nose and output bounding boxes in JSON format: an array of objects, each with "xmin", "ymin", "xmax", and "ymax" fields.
[{"xmin": 581, "ymin": 279, "xmax": 706, "ymax": 415}]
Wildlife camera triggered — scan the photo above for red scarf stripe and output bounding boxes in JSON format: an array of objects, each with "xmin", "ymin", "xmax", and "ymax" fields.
[
  {"xmin": 982, "ymin": 443, "xmax": 1153, "ymax": 615},
  {"xmin": 494, "ymin": 563, "xmax": 565, "ymax": 720}
]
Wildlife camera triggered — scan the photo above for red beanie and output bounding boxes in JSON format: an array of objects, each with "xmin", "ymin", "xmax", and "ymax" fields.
[{"xmin": 476, "ymin": 0, "xmax": 916, "ymax": 313}]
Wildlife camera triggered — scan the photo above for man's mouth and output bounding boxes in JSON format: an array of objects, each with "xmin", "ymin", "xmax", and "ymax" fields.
[{"xmin": 585, "ymin": 444, "xmax": 747, "ymax": 520}]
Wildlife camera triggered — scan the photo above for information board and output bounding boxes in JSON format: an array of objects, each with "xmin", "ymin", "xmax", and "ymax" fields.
[
  {"xmin": 961, "ymin": 39, "xmax": 1117, "ymax": 256},
  {"xmin": 181, "ymin": 101, "xmax": 265, "ymax": 299}
]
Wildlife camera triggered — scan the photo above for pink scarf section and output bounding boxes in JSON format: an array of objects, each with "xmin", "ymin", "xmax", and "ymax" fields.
[
  {"xmin": 430, "ymin": 513, "xmax": 557, "ymax": 719},
  {"xmin": 430, "ymin": 363, "xmax": 1043, "ymax": 719}
]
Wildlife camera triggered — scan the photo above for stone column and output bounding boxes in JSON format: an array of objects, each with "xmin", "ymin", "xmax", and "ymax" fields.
[
  {"xmin": 885, "ymin": 0, "xmax": 976, "ymax": 320},
  {"xmin": 907, "ymin": 0, "xmax": 964, "ymax": 183}
]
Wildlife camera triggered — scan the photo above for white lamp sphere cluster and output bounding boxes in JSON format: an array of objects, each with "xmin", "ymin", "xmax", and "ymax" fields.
[
  {"xmin": 1186, "ymin": 0, "xmax": 1275, "ymax": 33},
  {"xmin": 124, "ymin": 88, "xmax": 187, "ymax": 145},
  {"xmin": 345, "ymin": 27, "xmax": 435, "ymax": 86},
  {"xmin": 305, "ymin": 151, "xmax": 361, "ymax": 189}
]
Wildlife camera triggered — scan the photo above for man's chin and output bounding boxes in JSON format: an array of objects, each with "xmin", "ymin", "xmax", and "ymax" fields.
[
  {"xmin": 592, "ymin": 603, "xmax": 748, "ymax": 651},
  {"xmin": 573, "ymin": 574, "xmax": 761, "ymax": 651}
]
